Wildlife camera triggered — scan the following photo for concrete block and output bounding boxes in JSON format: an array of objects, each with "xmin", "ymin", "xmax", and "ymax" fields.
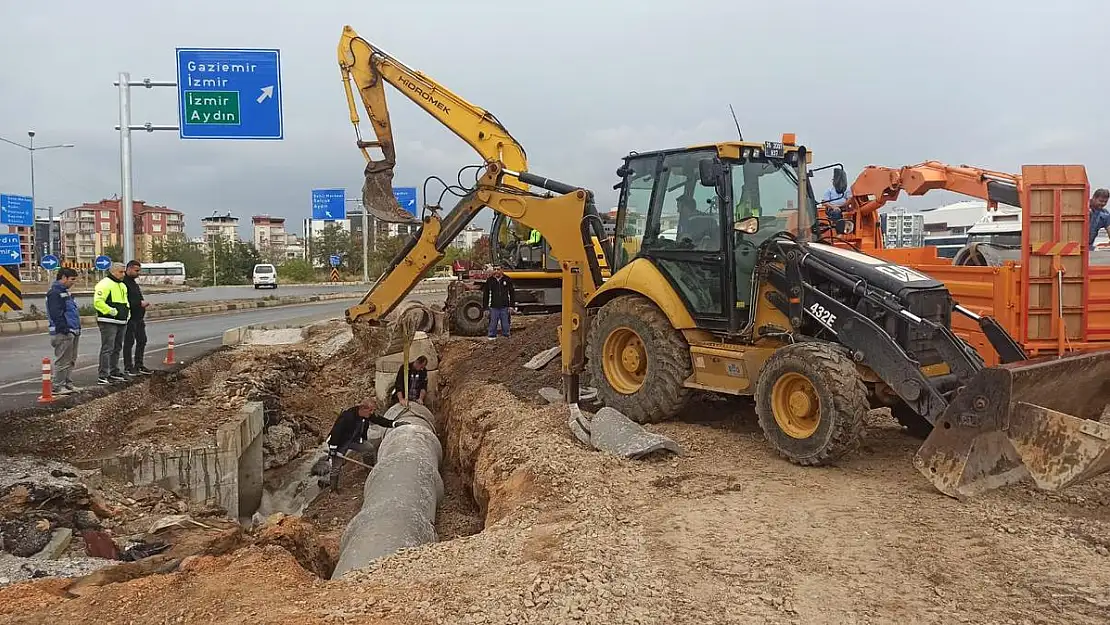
[
  {"xmin": 73, "ymin": 402, "xmax": 265, "ymax": 521},
  {"xmin": 222, "ymin": 326, "xmax": 247, "ymax": 346},
  {"xmin": 32, "ymin": 528, "xmax": 74, "ymax": 560}
]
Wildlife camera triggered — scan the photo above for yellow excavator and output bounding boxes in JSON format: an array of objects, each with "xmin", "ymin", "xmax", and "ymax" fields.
[
  {"xmin": 337, "ymin": 25, "xmax": 1110, "ymax": 500},
  {"xmin": 337, "ymin": 25, "xmax": 609, "ymax": 336}
]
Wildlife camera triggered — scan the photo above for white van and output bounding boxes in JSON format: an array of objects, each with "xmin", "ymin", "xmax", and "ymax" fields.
[{"xmin": 252, "ymin": 263, "xmax": 278, "ymax": 289}]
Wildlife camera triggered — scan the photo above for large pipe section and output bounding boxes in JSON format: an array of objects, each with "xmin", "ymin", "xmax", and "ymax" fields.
[{"xmin": 330, "ymin": 401, "xmax": 445, "ymax": 578}]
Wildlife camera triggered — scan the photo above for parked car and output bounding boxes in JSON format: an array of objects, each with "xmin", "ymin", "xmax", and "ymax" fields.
[{"xmin": 252, "ymin": 263, "xmax": 278, "ymax": 289}]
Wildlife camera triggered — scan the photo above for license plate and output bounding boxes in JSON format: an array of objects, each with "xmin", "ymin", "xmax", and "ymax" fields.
[{"xmin": 763, "ymin": 141, "xmax": 785, "ymax": 158}]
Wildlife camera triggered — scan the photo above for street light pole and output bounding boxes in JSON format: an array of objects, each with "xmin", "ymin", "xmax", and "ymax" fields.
[
  {"xmin": 0, "ymin": 132, "xmax": 74, "ymax": 263},
  {"xmin": 28, "ymin": 132, "xmax": 36, "ymax": 253}
]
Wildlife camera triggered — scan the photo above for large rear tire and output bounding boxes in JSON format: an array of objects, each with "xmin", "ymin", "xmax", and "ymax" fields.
[
  {"xmin": 449, "ymin": 291, "xmax": 488, "ymax": 336},
  {"xmin": 586, "ymin": 295, "xmax": 692, "ymax": 423},
  {"xmin": 754, "ymin": 342, "xmax": 867, "ymax": 466}
]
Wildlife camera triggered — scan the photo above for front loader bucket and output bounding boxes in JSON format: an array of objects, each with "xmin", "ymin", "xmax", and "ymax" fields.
[
  {"xmin": 914, "ymin": 349, "xmax": 1110, "ymax": 499},
  {"xmin": 362, "ymin": 162, "xmax": 419, "ymax": 224}
]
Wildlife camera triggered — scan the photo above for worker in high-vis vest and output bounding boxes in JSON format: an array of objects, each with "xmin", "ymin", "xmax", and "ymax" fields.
[
  {"xmin": 93, "ymin": 262, "xmax": 131, "ymax": 385},
  {"xmin": 527, "ymin": 229, "xmax": 542, "ymax": 245}
]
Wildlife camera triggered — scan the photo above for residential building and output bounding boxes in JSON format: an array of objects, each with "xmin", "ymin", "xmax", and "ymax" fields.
[
  {"xmin": 60, "ymin": 199, "xmax": 185, "ymax": 264},
  {"xmin": 252, "ymin": 215, "xmax": 289, "ymax": 261},
  {"xmin": 285, "ymin": 233, "xmax": 305, "ymax": 261},
  {"xmin": 452, "ymin": 225, "xmax": 485, "ymax": 249},
  {"xmin": 201, "ymin": 211, "xmax": 240, "ymax": 241},
  {"xmin": 135, "ymin": 203, "xmax": 186, "ymax": 260}
]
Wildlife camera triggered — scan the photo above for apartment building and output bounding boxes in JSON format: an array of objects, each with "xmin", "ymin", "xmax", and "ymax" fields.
[
  {"xmin": 252, "ymin": 214, "xmax": 289, "ymax": 259},
  {"xmin": 60, "ymin": 199, "xmax": 185, "ymax": 263},
  {"xmin": 201, "ymin": 211, "xmax": 240, "ymax": 241}
]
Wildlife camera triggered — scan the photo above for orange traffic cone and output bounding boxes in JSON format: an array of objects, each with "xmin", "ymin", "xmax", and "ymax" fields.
[
  {"xmin": 164, "ymin": 334, "xmax": 176, "ymax": 365},
  {"xmin": 37, "ymin": 358, "xmax": 53, "ymax": 403}
]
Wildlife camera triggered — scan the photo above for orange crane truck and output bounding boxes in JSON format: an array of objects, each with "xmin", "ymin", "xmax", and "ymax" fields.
[{"xmin": 817, "ymin": 161, "xmax": 1110, "ymax": 367}]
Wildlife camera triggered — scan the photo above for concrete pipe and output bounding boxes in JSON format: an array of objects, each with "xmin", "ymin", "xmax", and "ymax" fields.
[
  {"xmin": 394, "ymin": 301, "xmax": 435, "ymax": 333},
  {"xmin": 330, "ymin": 402, "xmax": 445, "ymax": 578}
]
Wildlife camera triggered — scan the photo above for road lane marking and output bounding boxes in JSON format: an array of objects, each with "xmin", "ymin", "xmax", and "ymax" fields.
[{"xmin": 0, "ymin": 336, "xmax": 222, "ymax": 391}]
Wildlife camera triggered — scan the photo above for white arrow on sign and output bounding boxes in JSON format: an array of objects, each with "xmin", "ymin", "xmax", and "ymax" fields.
[{"xmin": 257, "ymin": 86, "xmax": 274, "ymax": 103}]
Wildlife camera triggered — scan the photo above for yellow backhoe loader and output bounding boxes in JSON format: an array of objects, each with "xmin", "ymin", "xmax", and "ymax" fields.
[
  {"xmin": 337, "ymin": 26, "xmax": 1110, "ymax": 500},
  {"xmin": 337, "ymin": 25, "xmax": 609, "ymax": 336}
]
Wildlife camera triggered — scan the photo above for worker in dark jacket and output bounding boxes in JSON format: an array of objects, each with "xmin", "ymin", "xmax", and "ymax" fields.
[
  {"xmin": 481, "ymin": 265, "xmax": 516, "ymax": 339},
  {"xmin": 45, "ymin": 268, "xmax": 82, "ymax": 395},
  {"xmin": 323, "ymin": 397, "xmax": 405, "ymax": 489},
  {"xmin": 392, "ymin": 355, "xmax": 429, "ymax": 406},
  {"xmin": 122, "ymin": 260, "xmax": 153, "ymax": 376}
]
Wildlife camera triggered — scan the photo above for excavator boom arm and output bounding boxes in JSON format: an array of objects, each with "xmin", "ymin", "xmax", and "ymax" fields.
[
  {"xmin": 345, "ymin": 164, "xmax": 601, "ymax": 402},
  {"xmin": 337, "ymin": 24, "xmax": 529, "ymax": 219},
  {"xmin": 847, "ymin": 161, "xmax": 1022, "ymax": 217}
]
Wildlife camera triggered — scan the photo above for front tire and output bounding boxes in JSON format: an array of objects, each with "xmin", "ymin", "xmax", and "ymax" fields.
[
  {"xmin": 449, "ymin": 290, "xmax": 488, "ymax": 336},
  {"xmin": 586, "ymin": 295, "xmax": 692, "ymax": 423},
  {"xmin": 754, "ymin": 342, "xmax": 867, "ymax": 466}
]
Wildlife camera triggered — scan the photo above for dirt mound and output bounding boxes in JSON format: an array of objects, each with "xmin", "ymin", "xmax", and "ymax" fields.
[{"xmin": 437, "ymin": 314, "xmax": 562, "ymax": 402}]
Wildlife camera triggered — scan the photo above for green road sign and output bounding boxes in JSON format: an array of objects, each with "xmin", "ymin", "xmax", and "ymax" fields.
[{"xmin": 183, "ymin": 91, "xmax": 241, "ymax": 125}]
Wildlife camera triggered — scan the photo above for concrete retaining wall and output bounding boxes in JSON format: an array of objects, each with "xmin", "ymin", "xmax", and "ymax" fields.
[{"xmin": 74, "ymin": 402, "xmax": 265, "ymax": 521}]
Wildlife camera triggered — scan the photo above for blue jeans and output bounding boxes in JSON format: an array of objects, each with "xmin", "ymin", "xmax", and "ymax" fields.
[{"xmin": 488, "ymin": 307, "xmax": 510, "ymax": 337}]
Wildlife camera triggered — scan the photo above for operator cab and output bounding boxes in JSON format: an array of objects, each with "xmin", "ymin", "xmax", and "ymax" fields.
[{"xmin": 611, "ymin": 138, "xmax": 817, "ymax": 333}]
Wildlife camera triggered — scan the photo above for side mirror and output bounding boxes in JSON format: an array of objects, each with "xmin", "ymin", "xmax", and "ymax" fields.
[
  {"xmin": 698, "ymin": 158, "xmax": 722, "ymax": 187},
  {"xmin": 734, "ymin": 216, "xmax": 759, "ymax": 234}
]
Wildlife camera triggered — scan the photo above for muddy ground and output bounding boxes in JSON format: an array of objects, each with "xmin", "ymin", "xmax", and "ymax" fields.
[{"xmin": 0, "ymin": 314, "xmax": 1107, "ymax": 624}]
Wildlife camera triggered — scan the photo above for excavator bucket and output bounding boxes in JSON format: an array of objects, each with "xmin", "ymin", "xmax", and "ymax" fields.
[
  {"xmin": 362, "ymin": 162, "xmax": 420, "ymax": 224},
  {"xmin": 914, "ymin": 349, "xmax": 1110, "ymax": 499}
]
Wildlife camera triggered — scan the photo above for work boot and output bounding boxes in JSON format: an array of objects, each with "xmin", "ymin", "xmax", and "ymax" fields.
[{"xmin": 137, "ymin": 366, "xmax": 154, "ymax": 375}]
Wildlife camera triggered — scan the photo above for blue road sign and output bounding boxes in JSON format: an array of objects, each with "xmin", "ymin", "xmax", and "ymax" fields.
[
  {"xmin": 176, "ymin": 48, "xmax": 283, "ymax": 140},
  {"xmin": 0, "ymin": 194, "xmax": 34, "ymax": 227},
  {"xmin": 392, "ymin": 187, "xmax": 418, "ymax": 217},
  {"xmin": 329, "ymin": 254, "xmax": 341, "ymax": 267},
  {"xmin": 40, "ymin": 254, "xmax": 59, "ymax": 271},
  {"xmin": 0, "ymin": 234, "xmax": 22, "ymax": 265},
  {"xmin": 94, "ymin": 255, "xmax": 112, "ymax": 271},
  {"xmin": 311, "ymin": 189, "xmax": 346, "ymax": 220}
]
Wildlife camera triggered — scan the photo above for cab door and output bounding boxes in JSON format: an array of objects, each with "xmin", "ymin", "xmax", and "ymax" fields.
[{"xmin": 631, "ymin": 149, "xmax": 731, "ymax": 330}]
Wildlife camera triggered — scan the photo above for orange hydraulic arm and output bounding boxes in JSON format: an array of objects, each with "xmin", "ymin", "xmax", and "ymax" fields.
[{"xmin": 830, "ymin": 161, "xmax": 1023, "ymax": 252}]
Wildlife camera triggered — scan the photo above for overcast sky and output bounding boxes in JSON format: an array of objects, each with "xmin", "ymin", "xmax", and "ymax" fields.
[{"xmin": 1, "ymin": 0, "xmax": 1105, "ymax": 239}]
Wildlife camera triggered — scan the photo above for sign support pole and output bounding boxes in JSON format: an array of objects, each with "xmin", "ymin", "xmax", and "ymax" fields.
[{"xmin": 114, "ymin": 73, "xmax": 179, "ymax": 263}]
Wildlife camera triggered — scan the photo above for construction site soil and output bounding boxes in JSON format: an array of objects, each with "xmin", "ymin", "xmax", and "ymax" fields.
[{"xmin": 1, "ymin": 314, "xmax": 1108, "ymax": 624}]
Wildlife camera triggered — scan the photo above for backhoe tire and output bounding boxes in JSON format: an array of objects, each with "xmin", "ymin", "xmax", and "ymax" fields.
[
  {"xmin": 891, "ymin": 402, "xmax": 933, "ymax": 440},
  {"xmin": 449, "ymin": 291, "xmax": 488, "ymax": 337},
  {"xmin": 586, "ymin": 295, "xmax": 692, "ymax": 424},
  {"xmin": 754, "ymin": 342, "xmax": 868, "ymax": 466}
]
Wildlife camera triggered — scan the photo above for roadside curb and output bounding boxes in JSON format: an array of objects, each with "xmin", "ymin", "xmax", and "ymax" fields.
[{"xmin": 0, "ymin": 286, "xmax": 446, "ymax": 337}]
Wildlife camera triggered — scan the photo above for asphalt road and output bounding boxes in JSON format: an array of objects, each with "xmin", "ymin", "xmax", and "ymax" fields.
[
  {"xmin": 0, "ymin": 291, "xmax": 442, "ymax": 412},
  {"xmin": 20, "ymin": 283, "xmax": 376, "ymax": 305}
]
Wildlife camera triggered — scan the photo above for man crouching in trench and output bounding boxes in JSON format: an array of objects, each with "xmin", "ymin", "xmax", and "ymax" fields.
[{"xmin": 320, "ymin": 397, "xmax": 406, "ymax": 490}]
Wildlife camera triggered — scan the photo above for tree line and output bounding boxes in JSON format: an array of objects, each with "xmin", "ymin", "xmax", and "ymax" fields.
[{"xmin": 139, "ymin": 224, "xmax": 490, "ymax": 285}]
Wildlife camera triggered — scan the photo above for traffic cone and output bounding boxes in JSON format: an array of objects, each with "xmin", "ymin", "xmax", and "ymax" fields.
[
  {"xmin": 164, "ymin": 334, "xmax": 176, "ymax": 365},
  {"xmin": 37, "ymin": 358, "xmax": 53, "ymax": 404}
]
